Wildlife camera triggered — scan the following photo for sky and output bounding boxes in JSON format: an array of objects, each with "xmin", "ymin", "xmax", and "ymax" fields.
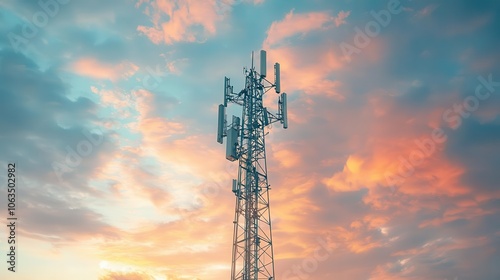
[{"xmin": 0, "ymin": 0, "xmax": 499, "ymax": 279}]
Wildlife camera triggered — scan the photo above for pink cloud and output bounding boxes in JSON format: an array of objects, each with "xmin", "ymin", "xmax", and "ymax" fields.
[
  {"xmin": 91, "ymin": 87, "xmax": 133, "ymax": 110},
  {"xmin": 71, "ymin": 58, "xmax": 138, "ymax": 81},
  {"xmin": 137, "ymin": 0, "xmax": 244, "ymax": 44},
  {"xmin": 136, "ymin": 25, "xmax": 164, "ymax": 44},
  {"xmin": 334, "ymin": 10, "xmax": 351, "ymax": 27},
  {"xmin": 260, "ymin": 10, "xmax": 356, "ymax": 101},
  {"xmin": 264, "ymin": 10, "xmax": 349, "ymax": 48},
  {"xmin": 262, "ymin": 44, "xmax": 345, "ymax": 99}
]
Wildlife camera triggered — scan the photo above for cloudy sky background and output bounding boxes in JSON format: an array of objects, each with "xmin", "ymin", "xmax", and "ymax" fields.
[{"xmin": 1, "ymin": 0, "xmax": 500, "ymax": 279}]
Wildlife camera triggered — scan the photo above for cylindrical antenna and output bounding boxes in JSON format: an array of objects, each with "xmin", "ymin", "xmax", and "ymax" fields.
[
  {"xmin": 260, "ymin": 50, "xmax": 267, "ymax": 77},
  {"xmin": 282, "ymin": 93, "xmax": 288, "ymax": 129},
  {"xmin": 251, "ymin": 51, "xmax": 254, "ymax": 70},
  {"xmin": 274, "ymin": 63, "xmax": 281, "ymax": 93},
  {"xmin": 217, "ymin": 104, "xmax": 226, "ymax": 143}
]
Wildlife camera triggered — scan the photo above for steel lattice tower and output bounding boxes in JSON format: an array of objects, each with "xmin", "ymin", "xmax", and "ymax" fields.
[{"xmin": 217, "ymin": 50, "xmax": 288, "ymax": 280}]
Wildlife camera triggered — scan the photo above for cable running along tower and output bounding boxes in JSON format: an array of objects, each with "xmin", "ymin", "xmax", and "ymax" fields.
[{"xmin": 217, "ymin": 50, "xmax": 288, "ymax": 280}]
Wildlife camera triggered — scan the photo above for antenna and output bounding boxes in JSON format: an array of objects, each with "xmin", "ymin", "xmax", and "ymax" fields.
[
  {"xmin": 217, "ymin": 104, "xmax": 225, "ymax": 144},
  {"xmin": 224, "ymin": 77, "xmax": 230, "ymax": 107},
  {"xmin": 260, "ymin": 50, "xmax": 267, "ymax": 77},
  {"xmin": 251, "ymin": 51, "xmax": 254, "ymax": 70},
  {"xmin": 281, "ymin": 93, "xmax": 288, "ymax": 129},
  {"xmin": 274, "ymin": 63, "xmax": 280, "ymax": 93},
  {"xmin": 225, "ymin": 115, "xmax": 239, "ymax": 161},
  {"xmin": 232, "ymin": 179, "xmax": 238, "ymax": 194}
]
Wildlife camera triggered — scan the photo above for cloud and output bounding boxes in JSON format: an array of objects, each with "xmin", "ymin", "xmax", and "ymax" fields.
[
  {"xmin": 264, "ymin": 9, "xmax": 348, "ymax": 48},
  {"xmin": 0, "ymin": 49, "xmax": 114, "ymax": 187},
  {"xmin": 262, "ymin": 11, "xmax": 347, "ymax": 99},
  {"xmin": 0, "ymin": 49, "xmax": 122, "ymax": 246},
  {"xmin": 137, "ymin": 0, "xmax": 239, "ymax": 44},
  {"xmin": 334, "ymin": 10, "xmax": 351, "ymax": 27},
  {"xmin": 71, "ymin": 58, "xmax": 139, "ymax": 81}
]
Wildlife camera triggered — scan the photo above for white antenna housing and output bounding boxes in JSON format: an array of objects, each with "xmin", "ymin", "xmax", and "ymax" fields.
[
  {"xmin": 260, "ymin": 50, "xmax": 267, "ymax": 77},
  {"xmin": 217, "ymin": 104, "xmax": 226, "ymax": 143},
  {"xmin": 226, "ymin": 115, "xmax": 240, "ymax": 161},
  {"xmin": 280, "ymin": 93, "xmax": 288, "ymax": 129},
  {"xmin": 232, "ymin": 179, "xmax": 238, "ymax": 193},
  {"xmin": 274, "ymin": 63, "xmax": 280, "ymax": 93},
  {"xmin": 224, "ymin": 77, "xmax": 230, "ymax": 107}
]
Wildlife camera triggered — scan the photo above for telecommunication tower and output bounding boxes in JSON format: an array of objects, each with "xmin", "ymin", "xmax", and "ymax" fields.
[{"xmin": 217, "ymin": 50, "xmax": 288, "ymax": 280}]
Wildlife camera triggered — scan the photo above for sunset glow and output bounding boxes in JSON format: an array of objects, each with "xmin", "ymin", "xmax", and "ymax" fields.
[{"xmin": 1, "ymin": 0, "xmax": 499, "ymax": 279}]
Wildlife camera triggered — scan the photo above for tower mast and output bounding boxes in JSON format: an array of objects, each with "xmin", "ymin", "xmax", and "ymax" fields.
[{"xmin": 217, "ymin": 50, "xmax": 288, "ymax": 280}]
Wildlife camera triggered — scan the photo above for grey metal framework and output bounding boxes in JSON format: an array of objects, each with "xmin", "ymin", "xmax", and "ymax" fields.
[{"xmin": 217, "ymin": 50, "xmax": 287, "ymax": 280}]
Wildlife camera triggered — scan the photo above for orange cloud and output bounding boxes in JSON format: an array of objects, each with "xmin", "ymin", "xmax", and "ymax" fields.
[
  {"xmin": 91, "ymin": 87, "xmax": 134, "ymax": 110},
  {"xmin": 263, "ymin": 44, "xmax": 345, "ymax": 99},
  {"xmin": 262, "ymin": 11, "xmax": 349, "ymax": 100},
  {"xmin": 272, "ymin": 143, "xmax": 301, "ymax": 168},
  {"xmin": 96, "ymin": 204, "xmax": 235, "ymax": 279},
  {"xmin": 130, "ymin": 89, "xmax": 231, "ymax": 182},
  {"xmin": 71, "ymin": 58, "xmax": 138, "ymax": 81}
]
